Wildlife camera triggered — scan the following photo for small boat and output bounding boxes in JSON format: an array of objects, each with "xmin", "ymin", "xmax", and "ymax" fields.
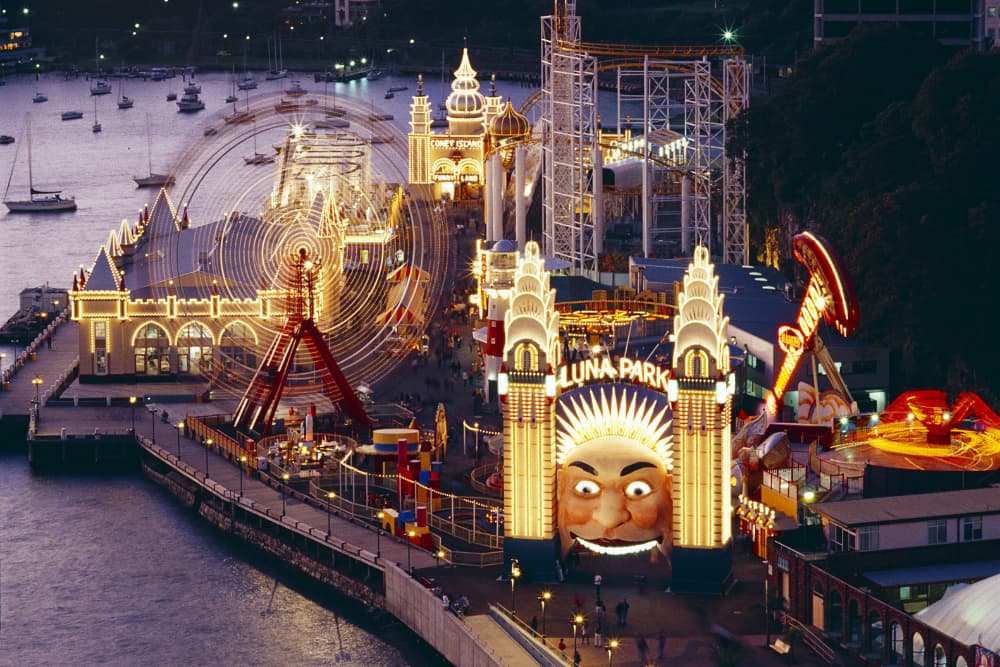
[
  {"xmin": 166, "ymin": 92, "xmax": 177, "ymax": 101},
  {"xmin": 325, "ymin": 107, "xmax": 346, "ymax": 118},
  {"xmin": 117, "ymin": 95, "xmax": 134, "ymax": 109},
  {"xmin": 92, "ymin": 96, "xmax": 101, "ymax": 133},
  {"xmin": 285, "ymin": 80, "xmax": 307, "ymax": 97},
  {"xmin": 0, "ymin": 135, "xmax": 14, "ymax": 145},
  {"xmin": 303, "ymin": 98, "xmax": 319, "ymax": 106},
  {"xmin": 367, "ymin": 70, "xmax": 384, "ymax": 81},
  {"xmin": 134, "ymin": 114, "xmax": 174, "ymax": 187},
  {"xmin": 243, "ymin": 152, "xmax": 276, "ymax": 165},
  {"xmin": 224, "ymin": 110, "xmax": 255, "ymax": 125},
  {"xmin": 368, "ymin": 112, "xmax": 394, "ymax": 121},
  {"xmin": 90, "ymin": 80, "xmax": 112, "ymax": 96},
  {"xmin": 4, "ymin": 113, "xmax": 77, "ymax": 212},
  {"xmin": 61, "ymin": 111, "xmax": 84, "ymax": 121},
  {"xmin": 237, "ymin": 74, "xmax": 257, "ymax": 90},
  {"xmin": 177, "ymin": 92, "xmax": 205, "ymax": 112},
  {"xmin": 274, "ymin": 98, "xmax": 299, "ymax": 113},
  {"xmin": 384, "ymin": 91, "xmax": 394, "ymax": 100},
  {"xmin": 369, "ymin": 135, "xmax": 394, "ymax": 145},
  {"xmin": 184, "ymin": 81, "xmax": 201, "ymax": 95},
  {"xmin": 32, "ymin": 92, "xmax": 48, "ymax": 103},
  {"xmin": 225, "ymin": 94, "xmax": 238, "ymax": 103},
  {"xmin": 387, "ymin": 85, "xmax": 408, "ymax": 93},
  {"xmin": 312, "ymin": 118, "xmax": 349, "ymax": 129},
  {"xmin": 203, "ymin": 126, "xmax": 218, "ymax": 136}
]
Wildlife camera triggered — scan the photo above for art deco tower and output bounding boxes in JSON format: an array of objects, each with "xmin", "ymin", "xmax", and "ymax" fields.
[
  {"xmin": 498, "ymin": 241, "xmax": 562, "ymax": 574},
  {"xmin": 669, "ymin": 245, "xmax": 735, "ymax": 594}
]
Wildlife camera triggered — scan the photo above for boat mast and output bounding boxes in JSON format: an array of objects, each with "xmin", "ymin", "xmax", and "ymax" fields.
[
  {"xmin": 146, "ymin": 112, "xmax": 153, "ymax": 175},
  {"xmin": 2, "ymin": 116, "xmax": 24, "ymax": 201},
  {"xmin": 27, "ymin": 114, "xmax": 34, "ymax": 199}
]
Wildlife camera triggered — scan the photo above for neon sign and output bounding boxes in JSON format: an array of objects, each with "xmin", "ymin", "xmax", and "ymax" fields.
[
  {"xmin": 767, "ymin": 232, "xmax": 860, "ymax": 416},
  {"xmin": 557, "ymin": 356, "xmax": 672, "ymax": 394}
]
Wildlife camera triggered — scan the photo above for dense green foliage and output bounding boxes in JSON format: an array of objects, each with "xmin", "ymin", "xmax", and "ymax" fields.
[{"xmin": 731, "ymin": 25, "xmax": 1000, "ymax": 402}]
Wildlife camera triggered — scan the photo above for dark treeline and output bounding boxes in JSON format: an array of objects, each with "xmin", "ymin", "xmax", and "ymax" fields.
[{"xmin": 730, "ymin": 25, "xmax": 1000, "ymax": 403}]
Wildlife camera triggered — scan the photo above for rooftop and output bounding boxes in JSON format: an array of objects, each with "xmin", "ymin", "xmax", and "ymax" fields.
[{"xmin": 811, "ymin": 487, "xmax": 1000, "ymax": 526}]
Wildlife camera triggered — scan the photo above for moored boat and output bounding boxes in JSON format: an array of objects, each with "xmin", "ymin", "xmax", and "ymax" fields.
[
  {"xmin": 177, "ymin": 92, "xmax": 205, "ymax": 112},
  {"xmin": 0, "ymin": 135, "xmax": 14, "ymax": 145},
  {"xmin": 61, "ymin": 111, "xmax": 84, "ymax": 121}
]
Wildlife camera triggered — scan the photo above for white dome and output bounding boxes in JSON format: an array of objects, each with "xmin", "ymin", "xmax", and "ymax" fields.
[
  {"xmin": 445, "ymin": 48, "xmax": 485, "ymax": 119},
  {"xmin": 914, "ymin": 570, "xmax": 1000, "ymax": 651}
]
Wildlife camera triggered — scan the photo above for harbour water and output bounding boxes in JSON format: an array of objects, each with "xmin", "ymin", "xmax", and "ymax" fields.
[{"xmin": 0, "ymin": 70, "xmax": 475, "ymax": 667}]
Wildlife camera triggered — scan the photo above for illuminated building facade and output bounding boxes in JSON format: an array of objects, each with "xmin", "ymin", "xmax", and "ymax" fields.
[
  {"xmin": 669, "ymin": 245, "xmax": 735, "ymax": 593},
  {"xmin": 498, "ymin": 241, "xmax": 562, "ymax": 571},
  {"xmin": 408, "ymin": 49, "xmax": 503, "ymax": 200}
]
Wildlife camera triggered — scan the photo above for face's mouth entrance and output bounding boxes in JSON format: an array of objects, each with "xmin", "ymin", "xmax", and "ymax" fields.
[{"xmin": 572, "ymin": 534, "xmax": 661, "ymax": 555}]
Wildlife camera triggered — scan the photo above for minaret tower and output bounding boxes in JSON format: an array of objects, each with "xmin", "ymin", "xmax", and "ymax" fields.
[
  {"xmin": 498, "ymin": 241, "xmax": 562, "ymax": 575},
  {"xmin": 408, "ymin": 74, "xmax": 432, "ymax": 184},
  {"xmin": 668, "ymin": 245, "xmax": 735, "ymax": 594},
  {"xmin": 445, "ymin": 48, "xmax": 486, "ymax": 136}
]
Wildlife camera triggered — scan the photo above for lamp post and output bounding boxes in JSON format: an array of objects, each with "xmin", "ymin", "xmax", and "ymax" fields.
[
  {"xmin": 607, "ymin": 638, "xmax": 619, "ymax": 666},
  {"xmin": 763, "ymin": 560, "xmax": 771, "ymax": 647},
  {"xmin": 129, "ymin": 395, "xmax": 137, "ymax": 433},
  {"xmin": 436, "ymin": 548, "xmax": 445, "ymax": 570},
  {"xmin": 205, "ymin": 437, "xmax": 212, "ymax": 478},
  {"xmin": 0, "ymin": 352, "xmax": 6, "ymax": 386},
  {"xmin": 239, "ymin": 455, "xmax": 247, "ymax": 496},
  {"xmin": 573, "ymin": 614, "xmax": 584, "ymax": 661},
  {"xmin": 149, "ymin": 406, "xmax": 158, "ymax": 443},
  {"xmin": 327, "ymin": 491, "xmax": 336, "ymax": 536},
  {"xmin": 281, "ymin": 472, "xmax": 290, "ymax": 516},
  {"xmin": 509, "ymin": 559, "xmax": 521, "ymax": 615},
  {"xmin": 32, "ymin": 374, "xmax": 42, "ymax": 406},
  {"xmin": 175, "ymin": 421, "xmax": 183, "ymax": 459},
  {"xmin": 538, "ymin": 591, "xmax": 551, "ymax": 636},
  {"xmin": 406, "ymin": 529, "xmax": 416, "ymax": 573},
  {"xmin": 376, "ymin": 510, "xmax": 385, "ymax": 557}
]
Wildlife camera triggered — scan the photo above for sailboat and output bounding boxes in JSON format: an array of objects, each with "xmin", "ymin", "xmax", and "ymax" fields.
[
  {"xmin": 224, "ymin": 86, "xmax": 254, "ymax": 125},
  {"xmin": 265, "ymin": 34, "xmax": 287, "ymax": 80},
  {"xmin": 226, "ymin": 66, "xmax": 238, "ymax": 103},
  {"xmin": 238, "ymin": 45, "xmax": 257, "ymax": 90},
  {"xmin": 117, "ymin": 76, "xmax": 134, "ymax": 109},
  {"xmin": 92, "ymin": 96, "xmax": 102, "ymax": 133},
  {"xmin": 243, "ymin": 119, "xmax": 275, "ymax": 165},
  {"xmin": 133, "ymin": 113, "xmax": 174, "ymax": 187},
  {"xmin": 4, "ymin": 115, "xmax": 78, "ymax": 212},
  {"xmin": 90, "ymin": 37, "xmax": 112, "ymax": 96}
]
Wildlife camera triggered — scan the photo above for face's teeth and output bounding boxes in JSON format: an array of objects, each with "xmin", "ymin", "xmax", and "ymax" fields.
[{"xmin": 576, "ymin": 536, "xmax": 658, "ymax": 555}]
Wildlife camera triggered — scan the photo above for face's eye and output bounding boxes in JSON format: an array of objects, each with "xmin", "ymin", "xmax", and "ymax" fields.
[
  {"xmin": 624, "ymin": 480, "xmax": 652, "ymax": 498},
  {"xmin": 574, "ymin": 480, "xmax": 600, "ymax": 497}
]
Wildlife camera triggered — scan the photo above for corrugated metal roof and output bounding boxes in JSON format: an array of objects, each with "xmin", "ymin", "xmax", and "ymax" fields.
[{"xmin": 812, "ymin": 487, "xmax": 1000, "ymax": 526}]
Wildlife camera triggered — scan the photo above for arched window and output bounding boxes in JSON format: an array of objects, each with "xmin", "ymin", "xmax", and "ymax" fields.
[
  {"xmin": 932, "ymin": 645, "xmax": 946, "ymax": 667},
  {"xmin": 912, "ymin": 632, "xmax": 925, "ymax": 667},
  {"xmin": 867, "ymin": 611, "xmax": 883, "ymax": 654},
  {"xmin": 220, "ymin": 321, "xmax": 258, "ymax": 372},
  {"xmin": 847, "ymin": 599, "xmax": 860, "ymax": 644},
  {"xmin": 685, "ymin": 349, "xmax": 708, "ymax": 377},
  {"xmin": 889, "ymin": 622, "xmax": 903, "ymax": 664},
  {"xmin": 133, "ymin": 323, "xmax": 171, "ymax": 375},
  {"xmin": 177, "ymin": 322, "xmax": 213, "ymax": 374},
  {"xmin": 515, "ymin": 343, "xmax": 537, "ymax": 372},
  {"xmin": 828, "ymin": 590, "xmax": 843, "ymax": 637}
]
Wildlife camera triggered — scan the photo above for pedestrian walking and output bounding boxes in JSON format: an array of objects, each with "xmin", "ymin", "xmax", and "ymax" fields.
[
  {"xmin": 594, "ymin": 572, "xmax": 603, "ymax": 598},
  {"xmin": 637, "ymin": 633, "xmax": 649, "ymax": 663}
]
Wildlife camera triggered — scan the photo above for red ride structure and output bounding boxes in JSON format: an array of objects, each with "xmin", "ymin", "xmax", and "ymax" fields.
[{"xmin": 232, "ymin": 248, "xmax": 372, "ymax": 436}]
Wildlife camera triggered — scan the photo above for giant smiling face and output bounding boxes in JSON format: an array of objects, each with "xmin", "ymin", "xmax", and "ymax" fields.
[{"xmin": 558, "ymin": 435, "xmax": 672, "ymax": 557}]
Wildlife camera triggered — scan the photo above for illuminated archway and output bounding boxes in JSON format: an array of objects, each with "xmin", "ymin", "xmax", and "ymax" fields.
[
  {"xmin": 133, "ymin": 322, "xmax": 171, "ymax": 375},
  {"xmin": 176, "ymin": 321, "xmax": 214, "ymax": 374}
]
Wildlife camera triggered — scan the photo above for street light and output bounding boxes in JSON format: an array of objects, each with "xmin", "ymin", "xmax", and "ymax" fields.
[
  {"xmin": 327, "ymin": 491, "xmax": 336, "ymax": 536},
  {"xmin": 572, "ymin": 614, "xmax": 584, "ymax": 662},
  {"xmin": 763, "ymin": 560, "xmax": 771, "ymax": 646},
  {"xmin": 176, "ymin": 421, "xmax": 183, "ymax": 459},
  {"xmin": 129, "ymin": 395, "xmax": 137, "ymax": 433},
  {"xmin": 205, "ymin": 437, "xmax": 213, "ymax": 478},
  {"xmin": 607, "ymin": 638, "xmax": 619, "ymax": 666},
  {"xmin": 407, "ymin": 529, "xmax": 416, "ymax": 573},
  {"xmin": 239, "ymin": 455, "xmax": 247, "ymax": 496},
  {"xmin": 281, "ymin": 472, "xmax": 290, "ymax": 516},
  {"xmin": 510, "ymin": 559, "xmax": 521, "ymax": 615},
  {"xmin": 149, "ymin": 406, "xmax": 158, "ymax": 443},
  {"xmin": 376, "ymin": 510, "xmax": 385, "ymax": 557},
  {"xmin": 32, "ymin": 374, "xmax": 42, "ymax": 405},
  {"xmin": 538, "ymin": 591, "xmax": 551, "ymax": 636},
  {"xmin": 436, "ymin": 548, "xmax": 445, "ymax": 570}
]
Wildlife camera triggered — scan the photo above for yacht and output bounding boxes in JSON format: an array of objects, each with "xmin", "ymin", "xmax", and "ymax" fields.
[
  {"xmin": 237, "ymin": 73, "xmax": 257, "ymax": 90},
  {"xmin": 117, "ymin": 95, "xmax": 134, "ymax": 109},
  {"xmin": 4, "ymin": 114, "xmax": 77, "ymax": 212},
  {"xmin": 61, "ymin": 111, "xmax": 84, "ymax": 121},
  {"xmin": 176, "ymin": 92, "xmax": 205, "ymax": 113},
  {"xmin": 90, "ymin": 80, "xmax": 112, "ymax": 96}
]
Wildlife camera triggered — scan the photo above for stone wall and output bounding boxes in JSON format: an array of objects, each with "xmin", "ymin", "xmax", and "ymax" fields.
[{"xmin": 384, "ymin": 564, "xmax": 503, "ymax": 667}]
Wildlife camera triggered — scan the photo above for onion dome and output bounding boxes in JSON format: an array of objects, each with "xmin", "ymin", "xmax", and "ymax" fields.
[
  {"xmin": 445, "ymin": 48, "xmax": 485, "ymax": 119},
  {"xmin": 490, "ymin": 99, "xmax": 530, "ymax": 142}
]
